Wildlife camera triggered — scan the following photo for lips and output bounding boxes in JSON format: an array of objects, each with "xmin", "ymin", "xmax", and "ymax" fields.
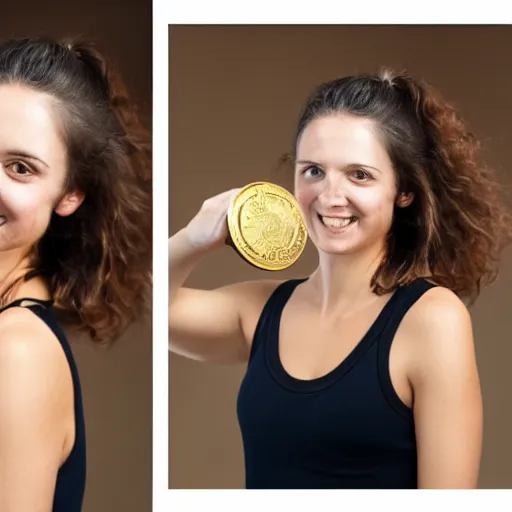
[{"xmin": 318, "ymin": 214, "xmax": 357, "ymax": 229}]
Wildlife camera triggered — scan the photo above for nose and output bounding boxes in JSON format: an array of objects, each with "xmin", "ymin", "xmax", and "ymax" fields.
[{"xmin": 318, "ymin": 172, "xmax": 349, "ymax": 208}]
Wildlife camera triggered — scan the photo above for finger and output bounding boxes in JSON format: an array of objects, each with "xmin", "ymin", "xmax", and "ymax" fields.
[{"xmin": 213, "ymin": 187, "xmax": 243, "ymax": 202}]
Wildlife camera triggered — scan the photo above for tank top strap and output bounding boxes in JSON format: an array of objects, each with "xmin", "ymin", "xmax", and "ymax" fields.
[
  {"xmin": 377, "ymin": 278, "xmax": 438, "ymax": 417},
  {"xmin": 379, "ymin": 279, "xmax": 438, "ymax": 346},
  {"xmin": 248, "ymin": 278, "xmax": 307, "ymax": 363},
  {"xmin": 0, "ymin": 297, "xmax": 54, "ymax": 313}
]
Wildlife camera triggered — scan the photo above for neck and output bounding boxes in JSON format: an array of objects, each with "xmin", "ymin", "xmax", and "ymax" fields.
[
  {"xmin": 0, "ymin": 249, "xmax": 49, "ymax": 304},
  {"xmin": 308, "ymin": 244, "xmax": 387, "ymax": 316}
]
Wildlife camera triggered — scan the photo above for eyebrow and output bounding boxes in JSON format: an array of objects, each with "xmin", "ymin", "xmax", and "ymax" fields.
[
  {"xmin": 295, "ymin": 159, "xmax": 382, "ymax": 174},
  {"xmin": 6, "ymin": 150, "xmax": 49, "ymax": 168}
]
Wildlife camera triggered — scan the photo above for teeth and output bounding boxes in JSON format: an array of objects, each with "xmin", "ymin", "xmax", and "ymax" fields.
[{"xmin": 321, "ymin": 216, "xmax": 355, "ymax": 228}]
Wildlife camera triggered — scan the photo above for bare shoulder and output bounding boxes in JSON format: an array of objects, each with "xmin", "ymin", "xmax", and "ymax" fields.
[
  {"xmin": 404, "ymin": 285, "xmax": 472, "ymax": 336},
  {"xmin": 226, "ymin": 278, "xmax": 286, "ymax": 343},
  {"xmin": 0, "ymin": 305, "xmax": 60, "ymax": 350},
  {"xmin": 0, "ymin": 307, "xmax": 74, "ymax": 506},
  {"xmin": 230, "ymin": 278, "xmax": 287, "ymax": 312},
  {"xmin": 399, "ymin": 285, "xmax": 475, "ymax": 381},
  {"xmin": 0, "ymin": 306, "xmax": 70, "ymax": 396},
  {"xmin": 406, "ymin": 285, "xmax": 471, "ymax": 328},
  {"xmin": 0, "ymin": 306, "xmax": 72, "ymax": 444},
  {"xmin": 226, "ymin": 278, "xmax": 285, "ymax": 306}
]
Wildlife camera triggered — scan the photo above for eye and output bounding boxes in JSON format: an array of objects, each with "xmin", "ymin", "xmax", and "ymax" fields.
[
  {"xmin": 6, "ymin": 161, "xmax": 35, "ymax": 178},
  {"xmin": 351, "ymin": 168, "xmax": 373, "ymax": 181},
  {"xmin": 302, "ymin": 165, "xmax": 324, "ymax": 179}
]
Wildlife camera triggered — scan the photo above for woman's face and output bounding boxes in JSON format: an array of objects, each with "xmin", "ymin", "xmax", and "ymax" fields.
[
  {"xmin": 294, "ymin": 114, "xmax": 406, "ymax": 257},
  {"xmin": 0, "ymin": 84, "xmax": 82, "ymax": 259}
]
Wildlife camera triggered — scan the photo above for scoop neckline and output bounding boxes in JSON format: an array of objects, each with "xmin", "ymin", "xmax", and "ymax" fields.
[{"xmin": 265, "ymin": 279, "xmax": 403, "ymax": 394}]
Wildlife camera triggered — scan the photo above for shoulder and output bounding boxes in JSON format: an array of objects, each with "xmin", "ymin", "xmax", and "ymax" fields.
[
  {"xmin": 224, "ymin": 277, "xmax": 286, "ymax": 312},
  {"xmin": 404, "ymin": 286, "xmax": 471, "ymax": 339},
  {"xmin": 227, "ymin": 278, "xmax": 286, "ymax": 301},
  {"xmin": 229, "ymin": 279, "xmax": 289, "ymax": 314},
  {"xmin": 0, "ymin": 306, "xmax": 71, "ymax": 410},
  {"xmin": 226, "ymin": 278, "xmax": 288, "ymax": 342},
  {"xmin": 0, "ymin": 305, "xmax": 61, "ymax": 354},
  {"xmin": 399, "ymin": 284, "xmax": 475, "ymax": 382},
  {"xmin": 228, "ymin": 278, "xmax": 292, "ymax": 315},
  {"xmin": 0, "ymin": 307, "xmax": 74, "ymax": 502},
  {"xmin": 406, "ymin": 284, "xmax": 472, "ymax": 332}
]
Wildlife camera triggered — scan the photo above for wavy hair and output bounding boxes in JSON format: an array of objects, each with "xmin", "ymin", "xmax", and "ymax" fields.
[
  {"xmin": 0, "ymin": 36, "xmax": 152, "ymax": 342},
  {"xmin": 289, "ymin": 69, "xmax": 512, "ymax": 304}
]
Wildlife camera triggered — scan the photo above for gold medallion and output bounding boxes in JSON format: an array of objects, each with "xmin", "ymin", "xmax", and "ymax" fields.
[{"xmin": 226, "ymin": 182, "xmax": 308, "ymax": 271}]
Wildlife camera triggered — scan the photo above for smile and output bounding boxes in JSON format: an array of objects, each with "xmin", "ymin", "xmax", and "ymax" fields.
[{"xmin": 318, "ymin": 214, "xmax": 358, "ymax": 229}]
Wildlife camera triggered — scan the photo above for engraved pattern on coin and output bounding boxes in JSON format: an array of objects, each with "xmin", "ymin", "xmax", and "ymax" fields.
[
  {"xmin": 240, "ymin": 190, "xmax": 297, "ymax": 253},
  {"xmin": 227, "ymin": 182, "xmax": 307, "ymax": 271}
]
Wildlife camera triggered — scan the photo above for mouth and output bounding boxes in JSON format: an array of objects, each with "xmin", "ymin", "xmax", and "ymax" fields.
[{"xmin": 318, "ymin": 214, "xmax": 358, "ymax": 229}]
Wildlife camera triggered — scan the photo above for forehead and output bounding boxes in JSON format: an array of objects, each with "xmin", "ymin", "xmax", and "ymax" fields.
[
  {"xmin": 296, "ymin": 114, "xmax": 392, "ymax": 169},
  {"xmin": 0, "ymin": 83, "xmax": 65, "ymax": 162}
]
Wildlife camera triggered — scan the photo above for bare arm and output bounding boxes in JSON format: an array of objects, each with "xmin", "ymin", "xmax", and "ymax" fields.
[
  {"xmin": 169, "ymin": 188, "xmax": 280, "ymax": 364},
  {"xmin": 0, "ymin": 309, "xmax": 72, "ymax": 511},
  {"xmin": 408, "ymin": 287, "xmax": 482, "ymax": 488}
]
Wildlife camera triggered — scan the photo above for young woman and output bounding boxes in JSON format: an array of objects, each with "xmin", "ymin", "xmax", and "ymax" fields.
[
  {"xmin": 169, "ymin": 70, "xmax": 512, "ymax": 489},
  {"xmin": 0, "ymin": 37, "xmax": 151, "ymax": 510}
]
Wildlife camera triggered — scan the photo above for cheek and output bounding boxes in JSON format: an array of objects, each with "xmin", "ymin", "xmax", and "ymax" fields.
[
  {"xmin": 0, "ymin": 183, "xmax": 55, "ymax": 239},
  {"xmin": 356, "ymin": 186, "xmax": 395, "ymax": 217},
  {"xmin": 1, "ymin": 183, "xmax": 50, "ymax": 217},
  {"xmin": 294, "ymin": 180, "xmax": 319, "ymax": 210}
]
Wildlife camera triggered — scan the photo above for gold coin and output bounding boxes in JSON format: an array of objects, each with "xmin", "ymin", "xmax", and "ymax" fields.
[{"xmin": 226, "ymin": 182, "xmax": 308, "ymax": 271}]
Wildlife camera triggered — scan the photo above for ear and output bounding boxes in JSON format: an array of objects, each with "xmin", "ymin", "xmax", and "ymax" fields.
[
  {"xmin": 54, "ymin": 189, "xmax": 85, "ymax": 217},
  {"xmin": 396, "ymin": 191, "xmax": 414, "ymax": 208}
]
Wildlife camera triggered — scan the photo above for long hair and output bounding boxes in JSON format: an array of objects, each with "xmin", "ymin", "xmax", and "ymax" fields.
[
  {"xmin": 0, "ymin": 36, "xmax": 152, "ymax": 342},
  {"xmin": 289, "ymin": 69, "xmax": 512, "ymax": 304}
]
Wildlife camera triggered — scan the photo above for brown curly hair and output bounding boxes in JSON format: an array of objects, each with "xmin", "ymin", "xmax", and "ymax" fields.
[
  {"xmin": 288, "ymin": 68, "xmax": 512, "ymax": 304},
  {"xmin": 0, "ymin": 36, "xmax": 152, "ymax": 342}
]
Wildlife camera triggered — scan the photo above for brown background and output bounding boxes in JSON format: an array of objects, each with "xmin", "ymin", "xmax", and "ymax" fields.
[
  {"xmin": 169, "ymin": 25, "xmax": 512, "ymax": 489},
  {"xmin": 4, "ymin": 1, "xmax": 152, "ymax": 511}
]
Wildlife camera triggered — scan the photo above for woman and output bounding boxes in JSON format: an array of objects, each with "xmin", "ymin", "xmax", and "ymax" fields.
[
  {"xmin": 169, "ymin": 70, "xmax": 512, "ymax": 489},
  {"xmin": 0, "ymin": 37, "xmax": 151, "ymax": 510}
]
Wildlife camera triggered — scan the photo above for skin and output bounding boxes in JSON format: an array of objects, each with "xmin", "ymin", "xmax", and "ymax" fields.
[
  {"xmin": 0, "ymin": 83, "xmax": 84, "ymax": 511},
  {"xmin": 168, "ymin": 113, "xmax": 483, "ymax": 488}
]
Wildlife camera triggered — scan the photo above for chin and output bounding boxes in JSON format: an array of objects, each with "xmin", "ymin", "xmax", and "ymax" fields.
[
  {"xmin": 315, "ymin": 240, "xmax": 363, "ymax": 256},
  {"xmin": 310, "ymin": 231, "xmax": 385, "ymax": 258}
]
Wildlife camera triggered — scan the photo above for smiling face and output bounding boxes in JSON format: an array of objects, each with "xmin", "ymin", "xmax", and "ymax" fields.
[
  {"xmin": 294, "ymin": 114, "xmax": 410, "ymax": 258},
  {"xmin": 0, "ymin": 83, "xmax": 83, "ymax": 262}
]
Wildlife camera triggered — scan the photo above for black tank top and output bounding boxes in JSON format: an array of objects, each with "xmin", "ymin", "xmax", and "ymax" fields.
[
  {"xmin": 0, "ymin": 299, "xmax": 86, "ymax": 510},
  {"xmin": 237, "ymin": 278, "xmax": 437, "ymax": 489}
]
